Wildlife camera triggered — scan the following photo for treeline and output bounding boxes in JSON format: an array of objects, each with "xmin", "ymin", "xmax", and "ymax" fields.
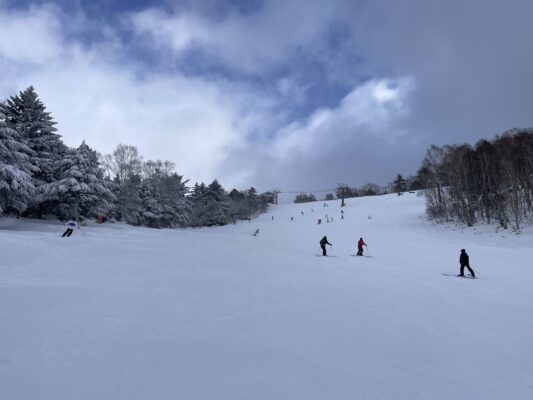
[
  {"xmin": 0, "ymin": 86, "xmax": 273, "ymax": 228},
  {"xmin": 418, "ymin": 128, "xmax": 533, "ymax": 231},
  {"xmin": 293, "ymin": 179, "xmax": 423, "ymax": 204}
]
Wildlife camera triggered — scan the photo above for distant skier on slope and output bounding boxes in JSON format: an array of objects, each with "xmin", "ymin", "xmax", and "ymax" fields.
[
  {"xmin": 253, "ymin": 229, "xmax": 260, "ymax": 236},
  {"xmin": 62, "ymin": 220, "xmax": 79, "ymax": 237},
  {"xmin": 356, "ymin": 237, "xmax": 367, "ymax": 256},
  {"xmin": 320, "ymin": 236, "xmax": 332, "ymax": 256},
  {"xmin": 459, "ymin": 249, "xmax": 475, "ymax": 277}
]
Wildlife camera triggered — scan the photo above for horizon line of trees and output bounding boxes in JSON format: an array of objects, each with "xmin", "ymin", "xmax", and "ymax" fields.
[
  {"xmin": 417, "ymin": 128, "xmax": 533, "ymax": 232},
  {"xmin": 293, "ymin": 177, "xmax": 423, "ymax": 204},
  {"xmin": 0, "ymin": 86, "xmax": 274, "ymax": 228}
]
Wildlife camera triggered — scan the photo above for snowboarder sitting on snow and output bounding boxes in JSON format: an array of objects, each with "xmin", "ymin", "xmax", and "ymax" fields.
[
  {"xmin": 320, "ymin": 236, "xmax": 332, "ymax": 256},
  {"xmin": 356, "ymin": 237, "xmax": 367, "ymax": 256},
  {"xmin": 62, "ymin": 220, "xmax": 79, "ymax": 237},
  {"xmin": 459, "ymin": 249, "xmax": 475, "ymax": 277}
]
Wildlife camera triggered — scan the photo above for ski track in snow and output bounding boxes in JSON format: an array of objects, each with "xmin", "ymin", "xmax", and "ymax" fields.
[{"xmin": 1, "ymin": 192, "xmax": 533, "ymax": 399}]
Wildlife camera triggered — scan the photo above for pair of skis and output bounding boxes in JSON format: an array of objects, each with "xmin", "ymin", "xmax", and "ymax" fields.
[
  {"xmin": 315, "ymin": 254, "xmax": 372, "ymax": 258},
  {"xmin": 442, "ymin": 273, "xmax": 477, "ymax": 279}
]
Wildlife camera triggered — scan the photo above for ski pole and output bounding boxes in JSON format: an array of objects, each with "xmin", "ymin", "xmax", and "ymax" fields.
[
  {"xmin": 330, "ymin": 244, "xmax": 333, "ymax": 256},
  {"xmin": 366, "ymin": 246, "xmax": 370, "ymax": 256}
]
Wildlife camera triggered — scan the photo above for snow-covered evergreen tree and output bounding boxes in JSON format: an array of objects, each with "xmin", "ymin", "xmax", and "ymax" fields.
[
  {"xmin": 0, "ymin": 86, "xmax": 67, "ymax": 216},
  {"xmin": 42, "ymin": 141, "xmax": 114, "ymax": 220},
  {"xmin": 138, "ymin": 160, "xmax": 191, "ymax": 228},
  {"xmin": 0, "ymin": 111, "xmax": 36, "ymax": 214},
  {"xmin": 393, "ymin": 174, "xmax": 407, "ymax": 195},
  {"xmin": 203, "ymin": 179, "xmax": 230, "ymax": 226},
  {"xmin": 190, "ymin": 180, "xmax": 230, "ymax": 226},
  {"xmin": 76, "ymin": 142, "xmax": 115, "ymax": 218},
  {"xmin": 228, "ymin": 188, "xmax": 247, "ymax": 221}
]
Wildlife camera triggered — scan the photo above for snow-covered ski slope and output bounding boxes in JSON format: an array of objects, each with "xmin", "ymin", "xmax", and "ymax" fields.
[{"xmin": 1, "ymin": 192, "xmax": 533, "ymax": 400}]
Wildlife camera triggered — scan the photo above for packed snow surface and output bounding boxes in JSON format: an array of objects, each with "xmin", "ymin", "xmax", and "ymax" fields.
[{"xmin": 1, "ymin": 192, "xmax": 532, "ymax": 399}]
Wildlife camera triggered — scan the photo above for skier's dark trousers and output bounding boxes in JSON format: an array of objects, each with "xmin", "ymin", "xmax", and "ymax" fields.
[
  {"xmin": 320, "ymin": 236, "xmax": 332, "ymax": 256},
  {"xmin": 459, "ymin": 249, "xmax": 475, "ymax": 277},
  {"xmin": 62, "ymin": 228, "xmax": 73, "ymax": 237}
]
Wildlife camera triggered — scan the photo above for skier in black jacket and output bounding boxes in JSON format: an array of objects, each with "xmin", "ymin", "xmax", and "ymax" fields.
[
  {"xmin": 320, "ymin": 236, "xmax": 332, "ymax": 256},
  {"xmin": 459, "ymin": 249, "xmax": 475, "ymax": 277}
]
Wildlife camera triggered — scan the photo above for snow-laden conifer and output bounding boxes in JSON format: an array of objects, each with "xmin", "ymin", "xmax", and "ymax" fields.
[
  {"xmin": 138, "ymin": 160, "xmax": 191, "ymax": 228},
  {"xmin": 0, "ymin": 86, "xmax": 67, "ymax": 216},
  {"xmin": 42, "ymin": 141, "xmax": 114, "ymax": 220},
  {"xmin": 0, "ymin": 111, "xmax": 36, "ymax": 214}
]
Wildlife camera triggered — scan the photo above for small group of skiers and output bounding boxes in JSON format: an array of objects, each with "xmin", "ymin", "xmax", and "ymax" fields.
[
  {"xmin": 319, "ymin": 236, "xmax": 475, "ymax": 277},
  {"xmin": 319, "ymin": 236, "xmax": 367, "ymax": 256}
]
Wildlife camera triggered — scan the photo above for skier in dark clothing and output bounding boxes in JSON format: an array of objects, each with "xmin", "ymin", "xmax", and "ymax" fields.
[
  {"xmin": 356, "ymin": 237, "xmax": 367, "ymax": 256},
  {"xmin": 459, "ymin": 249, "xmax": 475, "ymax": 277},
  {"xmin": 319, "ymin": 236, "xmax": 332, "ymax": 256}
]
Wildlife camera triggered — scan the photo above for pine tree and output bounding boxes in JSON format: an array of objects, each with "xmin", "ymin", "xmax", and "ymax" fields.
[
  {"xmin": 0, "ymin": 86, "xmax": 67, "ymax": 216},
  {"xmin": 190, "ymin": 180, "xmax": 229, "ymax": 226},
  {"xmin": 204, "ymin": 179, "xmax": 229, "ymax": 226},
  {"xmin": 0, "ymin": 111, "xmax": 36, "ymax": 214},
  {"xmin": 138, "ymin": 160, "xmax": 191, "ymax": 228},
  {"xmin": 246, "ymin": 186, "xmax": 259, "ymax": 212},
  {"xmin": 42, "ymin": 141, "xmax": 114, "ymax": 220},
  {"xmin": 228, "ymin": 188, "xmax": 247, "ymax": 220},
  {"xmin": 393, "ymin": 174, "xmax": 407, "ymax": 195}
]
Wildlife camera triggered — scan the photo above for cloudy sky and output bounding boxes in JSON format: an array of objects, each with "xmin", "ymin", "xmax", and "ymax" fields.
[{"xmin": 1, "ymin": 0, "xmax": 532, "ymax": 193}]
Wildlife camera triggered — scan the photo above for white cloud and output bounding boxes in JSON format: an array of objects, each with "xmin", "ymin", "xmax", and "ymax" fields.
[
  {"xmin": 0, "ymin": 4, "xmax": 283, "ymax": 188},
  {"xmin": 272, "ymin": 78, "xmax": 414, "ymax": 159},
  {"xmin": 0, "ymin": 4, "xmax": 63, "ymax": 64},
  {"xmin": 130, "ymin": 9, "xmax": 209, "ymax": 53},
  {"xmin": 19, "ymin": 56, "xmax": 282, "ymax": 186},
  {"xmin": 0, "ymin": 2, "xmax": 416, "ymax": 191}
]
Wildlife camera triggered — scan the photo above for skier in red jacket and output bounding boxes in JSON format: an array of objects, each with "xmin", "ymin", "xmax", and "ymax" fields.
[{"xmin": 357, "ymin": 237, "xmax": 367, "ymax": 256}]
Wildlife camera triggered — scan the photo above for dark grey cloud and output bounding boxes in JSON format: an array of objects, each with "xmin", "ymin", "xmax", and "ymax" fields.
[
  {"xmin": 351, "ymin": 0, "xmax": 533, "ymax": 139},
  {"xmin": 234, "ymin": 0, "xmax": 533, "ymax": 192}
]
